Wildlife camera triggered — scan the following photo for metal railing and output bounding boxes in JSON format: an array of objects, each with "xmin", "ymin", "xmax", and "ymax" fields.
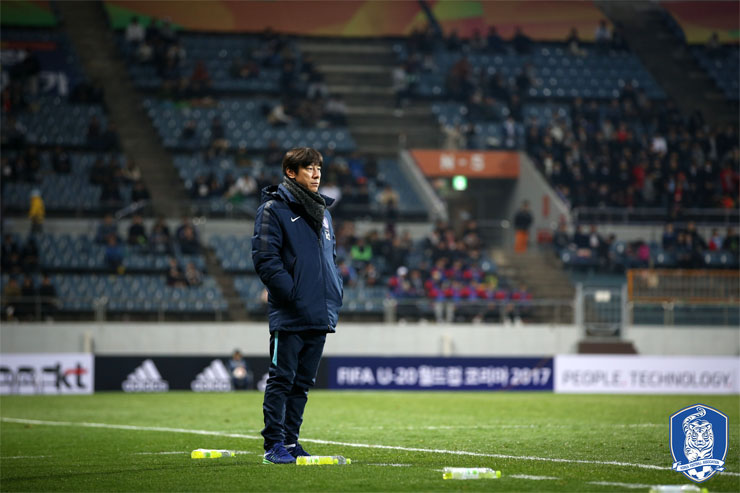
[
  {"xmin": 573, "ymin": 207, "xmax": 739, "ymax": 226},
  {"xmin": 1, "ymin": 295, "xmax": 227, "ymax": 322}
]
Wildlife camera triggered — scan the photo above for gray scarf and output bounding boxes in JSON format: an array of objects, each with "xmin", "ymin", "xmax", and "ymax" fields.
[{"xmin": 282, "ymin": 177, "xmax": 326, "ymax": 231}]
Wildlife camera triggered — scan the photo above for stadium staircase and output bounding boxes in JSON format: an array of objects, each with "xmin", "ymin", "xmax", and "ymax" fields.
[
  {"xmin": 56, "ymin": 1, "xmax": 189, "ymax": 217},
  {"xmin": 599, "ymin": 0, "xmax": 737, "ymax": 125},
  {"xmin": 497, "ymin": 250, "xmax": 574, "ymax": 324},
  {"xmin": 299, "ymin": 39, "xmax": 441, "ymax": 158}
]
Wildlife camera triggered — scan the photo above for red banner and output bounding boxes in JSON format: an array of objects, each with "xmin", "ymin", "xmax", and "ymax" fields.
[
  {"xmin": 661, "ymin": 1, "xmax": 739, "ymax": 44},
  {"xmin": 411, "ymin": 150, "xmax": 519, "ymax": 178}
]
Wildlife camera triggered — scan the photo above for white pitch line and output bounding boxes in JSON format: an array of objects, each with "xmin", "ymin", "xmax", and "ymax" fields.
[
  {"xmin": 2, "ymin": 417, "xmax": 738, "ymax": 477},
  {"xmin": 366, "ymin": 463, "xmax": 412, "ymax": 467},
  {"xmin": 133, "ymin": 451, "xmax": 187, "ymax": 455},
  {"xmin": 369, "ymin": 424, "xmax": 664, "ymax": 430},
  {"xmin": 0, "ymin": 455, "xmax": 52, "ymax": 460},
  {"xmin": 509, "ymin": 474, "xmax": 559, "ymax": 480},
  {"xmin": 587, "ymin": 481, "xmax": 650, "ymax": 489}
]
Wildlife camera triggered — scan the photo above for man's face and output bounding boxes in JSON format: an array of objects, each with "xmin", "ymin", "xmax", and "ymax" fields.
[{"xmin": 289, "ymin": 163, "xmax": 321, "ymax": 193}]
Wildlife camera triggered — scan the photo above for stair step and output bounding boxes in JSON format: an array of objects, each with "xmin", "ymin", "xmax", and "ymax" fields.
[
  {"xmin": 299, "ymin": 43, "xmax": 393, "ymax": 54},
  {"xmin": 329, "ymin": 85, "xmax": 394, "ymax": 95},
  {"xmin": 319, "ymin": 65, "xmax": 391, "ymax": 74}
]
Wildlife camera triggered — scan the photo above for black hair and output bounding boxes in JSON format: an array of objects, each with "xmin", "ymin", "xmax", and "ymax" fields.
[{"xmin": 282, "ymin": 147, "xmax": 323, "ymax": 177}]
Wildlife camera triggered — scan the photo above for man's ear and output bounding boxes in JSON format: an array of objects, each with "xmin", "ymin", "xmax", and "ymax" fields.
[{"xmin": 285, "ymin": 169, "xmax": 296, "ymax": 179}]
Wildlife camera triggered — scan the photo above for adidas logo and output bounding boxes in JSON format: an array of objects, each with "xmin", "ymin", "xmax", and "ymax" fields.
[
  {"xmin": 191, "ymin": 359, "xmax": 231, "ymax": 392},
  {"xmin": 122, "ymin": 359, "xmax": 169, "ymax": 392}
]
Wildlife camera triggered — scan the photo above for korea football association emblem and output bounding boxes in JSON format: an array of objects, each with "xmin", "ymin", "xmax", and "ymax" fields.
[{"xmin": 670, "ymin": 404, "xmax": 727, "ymax": 483}]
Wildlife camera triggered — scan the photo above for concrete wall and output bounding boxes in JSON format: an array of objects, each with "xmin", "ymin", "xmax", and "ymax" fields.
[{"xmin": 1, "ymin": 322, "xmax": 737, "ymax": 356}]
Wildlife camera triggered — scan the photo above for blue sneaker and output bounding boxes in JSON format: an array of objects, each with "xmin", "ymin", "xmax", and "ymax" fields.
[
  {"xmin": 286, "ymin": 443, "xmax": 310, "ymax": 458},
  {"xmin": 262, "ymin": 443, "xmax": 296, "ymax": 464}
]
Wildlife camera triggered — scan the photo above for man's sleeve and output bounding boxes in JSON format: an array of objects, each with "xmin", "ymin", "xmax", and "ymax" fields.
[{"xmin": 252, "ymin": 201, "xmax": 294, "ymax": 303}]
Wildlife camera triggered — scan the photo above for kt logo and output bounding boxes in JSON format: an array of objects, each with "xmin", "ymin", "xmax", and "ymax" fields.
[
  {"xmin": 44, "ymin": 363, "xmax": 88, "ymax": 389},
  {"xmin": 0, "ymin": 362, "xmax": 89, "ymax": 393}
]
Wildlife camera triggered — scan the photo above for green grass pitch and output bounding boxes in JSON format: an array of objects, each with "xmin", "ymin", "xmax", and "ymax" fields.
[{"xmin": 1, "ymin": 392, "xmax": 738, "ymax": 491}]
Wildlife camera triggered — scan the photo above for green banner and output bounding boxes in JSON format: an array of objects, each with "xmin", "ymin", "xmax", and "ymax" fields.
[{"xmin": 1, "ymin": 0, "xmax": 57, "ymax": 27}]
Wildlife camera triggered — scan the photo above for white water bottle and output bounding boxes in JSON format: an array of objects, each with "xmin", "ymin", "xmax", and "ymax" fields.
[
  {"xmin": 442, "ymin": 467, "xmax": 501, "ymax": 480},
  {"xmin": 296, "ymin": 455, "xmax": 351, "ymax": 465}
]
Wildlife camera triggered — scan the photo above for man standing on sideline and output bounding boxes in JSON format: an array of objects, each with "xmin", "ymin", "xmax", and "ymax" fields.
[
  {"xmin": 514, "ymin": 200, "xmax": 533, "ymax": 253},
  {"xmin": 252, "ymin": 147, "xmax": 343, "ymax": 464}
]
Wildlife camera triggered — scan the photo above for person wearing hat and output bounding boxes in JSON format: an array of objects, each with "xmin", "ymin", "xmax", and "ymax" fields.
[{"xmin": 28, "ymin": 189, "xmax": 45, "ymax": 234}]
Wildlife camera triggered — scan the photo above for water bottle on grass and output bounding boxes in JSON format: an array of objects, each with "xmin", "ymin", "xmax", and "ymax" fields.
[
  {"xmin": 191, "ymin": 449, "xmax": 235, "ymax": 459},
  {"xmin": 296, "ymin": 456, "xmax": 351, "ymax": 465},
  {"xmin": 442, "ymin": 467, "xmax": 501, "ymax": 479}
]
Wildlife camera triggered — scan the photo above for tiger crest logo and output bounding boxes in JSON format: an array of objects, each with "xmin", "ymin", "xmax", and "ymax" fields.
[{"xmin": 670, "ymin": 404, "xmax": 728, "ymax": 483}]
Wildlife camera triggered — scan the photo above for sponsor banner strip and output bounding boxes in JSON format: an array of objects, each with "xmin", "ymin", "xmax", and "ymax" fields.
[
  {"xmin": 329, "ymin": 357, "xmax": 553, "ymax": 391},
  {"xmin": 0, "ymin": 353, "xmax": 94, "ymax": 395},
  {"xmin": 554, "ymin": 355, "xmax": 740, "ymax": 394}
]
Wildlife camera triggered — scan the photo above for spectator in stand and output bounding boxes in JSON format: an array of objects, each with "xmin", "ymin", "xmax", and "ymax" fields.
[
  {"xmin": 224, "ymin": 174, "xmax": 258, "ymax": 204},
  {"xmin": 306, "ymin": 71, "xmax": 329, "ymax": 100},
  {"xmin": 595, "ymin": 19, "xmax": 612, "ymax": 53},
  {"xmin": 708, "ymin": 228, "xmax": 724, "ymax": 251},
  {"xmin": 350, "ymin": 236, "xmax": 372, "ymax": 266},
  {"xmin": 610, "ymin": 21, "xmax": 628, "ymax": 51},
  {"xmin": 104, "ymin": 235, "xmax": 124, "ymax": 273},
  {"xmin": 486, "ymin": 26, "xmax": 505, "ymax": 53},
  {"xmin": 39, "ymin": 273, "xmax": 58, "ymax": 320},
  {"xmin": 150, "ymin": 217, "xmax": 172, "ymax": 255},
  {"xmin": 190, "ymin": 60, "xmax": 212, "ymax": 97},
  {"xmin": 166, "ymin": 257, "xmax": 186, "ymax": 287},
  {"xmin": 706, "ymin": 32, "xmax": 723, "ymax": 58},
  {"xmin": 512, "ymin": 26, "xmax": 532, "ymax": 54},
  {"xmin": 662, "ymin": 223, "xmax": 677, "ymax": 251},
  {"xmin": 324, "ymin": 95, "xmax": 348, "ymax": 126},
  {"xmin": 229, "ymin": 350, "xmax": 252, "ymax": 390},
  {"xmin": 96, "ymin": 214, "xmax": 121, "ymax": 244},
  {"xmin": 552, "ymin": 221, "xmax": 571, "ymax": 255},
  {"xmin": 2, "ymin": 234, "xmax": 21, "ymax": 273},
  {"xmin": 178, "ymin": 224, "xmax": 200, "ymax": 254},
  {"xmin": 125, "ymin": 17, "xmax": 145, "ymax": 47},
  {"xmin": 587, "ymin": 225, "xmax": 603, "ymax": 252},
  {"xmin": 513, "ymin": 200, "xmax": 533, "ymax": 253},
  {"xmin": 3, "ymin": 278, "xmax": 21, "ymax": 321},
  {"xmin": 209, "ymin": 116, "xmax": 229, "ymax": 154},
  {"xmin": 724, "ymin": 227, "xmax": 739, "ymax": 256},
  {"xmin": 378, "ymin": 184, "xmax": 400, "ymax": 219},
  {"xmin": 267, "ymin": 100, "xmax": 293, "ymax": 126},
  {"xmin": 121, "ymin": 159, "xmax": 142, "ymax": 184},
  {"xmin": 19, "ymin": 275, "xmax": 37, "ymax": 320},
  {"xmin": 446, "ymin": 56, "xmax": 473, "ymax": 102},
  {"xmin": 21, "ymin": 236, "xmax": 39, "ymax": 273},
  {"xmin": 337, "ymin": 259, "xmax": 357, "ymax": 287},
  {"xmin": 131, "ymin": 180, "xmax": 151, "ymax": 203},
  {"xmin": 566, "ymin": 28, "xmax": 586, "ymax": 57},
  {"xmin": 184, "ymin": 262, "xmax": 203, "ymax": 287},
  {"xmin": 28, "ymin": 189, "xmax": 44, "ymax": 234},
  {"xmin": 127, "ymin": 214, "xmax": 148, "ymax": 248},
  {"xmin": 573, "ymin": 224, "xmax": 590, "ymax": 250},
  {"xmin": 442, "ymin": 123, "xmax": 467, "ymax": 150},
  {"xmin": 100, "ymin": 175, "xmax": 123, "ymax": 207}
]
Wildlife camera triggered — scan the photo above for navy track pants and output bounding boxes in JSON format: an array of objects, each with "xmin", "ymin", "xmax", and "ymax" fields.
[{"xmin": 261, "ymin": 330, "xmax": 326, "ymax": 450}]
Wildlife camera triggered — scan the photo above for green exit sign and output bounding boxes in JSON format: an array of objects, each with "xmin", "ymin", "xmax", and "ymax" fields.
[{"xmin": 452, "ymin": 175, "xmax": 468, "ymax": 191}]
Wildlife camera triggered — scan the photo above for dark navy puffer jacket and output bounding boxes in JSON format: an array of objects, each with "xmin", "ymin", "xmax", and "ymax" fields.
[{"xmin": 251, "ymin": 184, "xmax": 343, "ymax": 333}]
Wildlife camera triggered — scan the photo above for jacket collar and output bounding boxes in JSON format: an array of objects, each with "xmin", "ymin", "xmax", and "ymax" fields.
[{"xmin": 259, "ymin": 184, "xmax": 335, "ymax": 207}]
